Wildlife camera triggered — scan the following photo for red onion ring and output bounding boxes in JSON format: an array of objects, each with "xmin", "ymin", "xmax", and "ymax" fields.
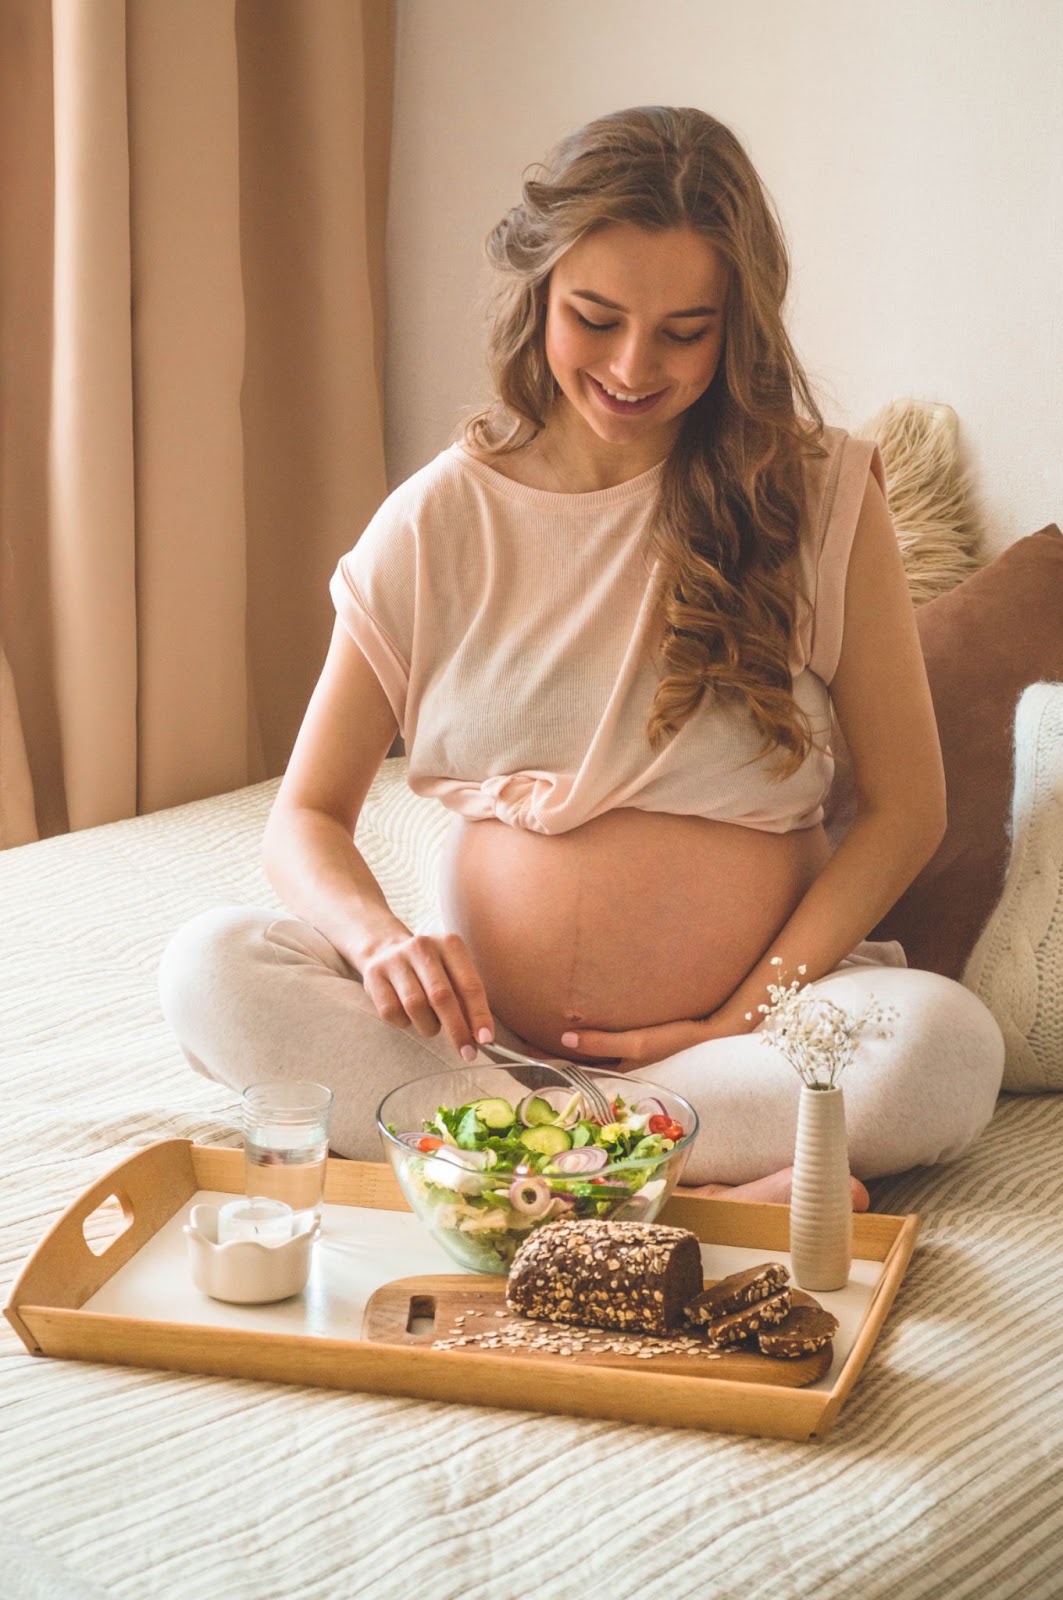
[
  {"xmin": 507, "ymin": 1176, "xmax": 553, "ymax": 1217},
  {"xmin": 632, "ymin": 1096, "xmax": 670, "ymax": 1118},
  {"xmin": 546, "ymin": 1147, "xmax": 609, "ymax": 1174}
]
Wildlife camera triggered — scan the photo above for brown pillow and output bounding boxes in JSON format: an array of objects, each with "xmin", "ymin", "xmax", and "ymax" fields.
[{"xmin": 828, "ymin": 524, "xmax": 1063, "ymax": 979}]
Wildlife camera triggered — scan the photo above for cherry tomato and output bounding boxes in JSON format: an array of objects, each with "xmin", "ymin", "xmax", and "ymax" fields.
[
  {"xmin": 417, "ymin": 1136, "xmax": 444, "ymax": 1153},
  {"xmin": 648, "ymin": 1114, "xmax": 685, "ymax": 1141}
]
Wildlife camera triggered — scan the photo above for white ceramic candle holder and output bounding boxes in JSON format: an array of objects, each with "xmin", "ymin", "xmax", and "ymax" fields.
[{"xmin": 184, "ymin": 1202, "xmax": 319, "ymax": 1304}]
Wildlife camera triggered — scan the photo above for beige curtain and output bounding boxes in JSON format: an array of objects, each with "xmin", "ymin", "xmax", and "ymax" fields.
[{"xmin": 0, "ymin": 0, "xmax": 393, "ymax": 847}]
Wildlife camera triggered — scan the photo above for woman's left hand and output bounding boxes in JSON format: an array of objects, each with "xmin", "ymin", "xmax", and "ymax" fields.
[{"xmin": 560, "ymin": 1010, "xmax": 748, "ymax": 1072}]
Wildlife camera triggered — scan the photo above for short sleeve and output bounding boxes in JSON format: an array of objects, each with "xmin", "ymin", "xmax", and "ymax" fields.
[
  {"xmin": 804, "ymin": 434, "xmax": 889, "ymax": 685},
  {"xmin": 329, "ymin": 493, "xmax": 417, "ymax": 731}
]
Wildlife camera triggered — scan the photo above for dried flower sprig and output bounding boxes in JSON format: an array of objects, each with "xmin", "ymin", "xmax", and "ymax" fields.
[{"xmin": 745, "ymin": 958, "xmax": 898, "ymax": 1089}]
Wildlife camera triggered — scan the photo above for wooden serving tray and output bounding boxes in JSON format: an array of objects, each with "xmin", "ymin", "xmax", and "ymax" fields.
[{"xmin": 4, "ymin": 1139, "xmax": 920, "ymax": 1441}]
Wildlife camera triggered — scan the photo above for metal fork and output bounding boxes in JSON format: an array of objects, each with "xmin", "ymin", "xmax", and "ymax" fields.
[{"xmin": 477, "ymin": 1039, "xmax": 614, "ymax": 1124}]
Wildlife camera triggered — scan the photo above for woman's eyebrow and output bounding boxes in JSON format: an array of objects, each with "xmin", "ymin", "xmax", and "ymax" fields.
[{"xmin": 571, "ymin": 289, "xmax": 719, "ymax": 319}]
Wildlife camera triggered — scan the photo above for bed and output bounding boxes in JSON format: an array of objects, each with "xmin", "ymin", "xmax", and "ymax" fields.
[{"xmin": 3, "ymin": 753, "xmax": 1063, "ymax": 1600}]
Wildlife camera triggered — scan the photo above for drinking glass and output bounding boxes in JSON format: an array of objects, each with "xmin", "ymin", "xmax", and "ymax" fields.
[{"xmin": 242, "ymin": 1081, "xmax": 334, "ymax": 1221}]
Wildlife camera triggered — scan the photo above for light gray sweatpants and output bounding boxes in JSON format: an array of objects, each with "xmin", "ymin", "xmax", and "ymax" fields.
[{"xmin": 158, "ymin": 907, "xmax": 1005, "ymax": 1187}]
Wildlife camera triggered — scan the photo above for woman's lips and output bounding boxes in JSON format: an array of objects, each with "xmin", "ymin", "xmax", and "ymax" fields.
[{"xmin": 587, "ymin": 373, "xmax": 667, "ymax": 415}]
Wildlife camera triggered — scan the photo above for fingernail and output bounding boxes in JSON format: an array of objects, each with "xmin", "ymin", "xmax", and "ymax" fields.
[
  {"xmin": 477, "ymin": 1027, "xmax": 493, "ymax": 1044},
  {"xmin": 561, "ymin": 1031, "xmax": 579, "ymax": 1047},
  {"xmin": 461, "ymin": 1044, "xmax": 478, "ymax": 1062}
]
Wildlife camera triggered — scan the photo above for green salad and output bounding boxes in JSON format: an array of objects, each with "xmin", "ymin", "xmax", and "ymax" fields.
[{"xmin": 388, "ymin": 1088, "xmax": 688, "ymax": 1272}]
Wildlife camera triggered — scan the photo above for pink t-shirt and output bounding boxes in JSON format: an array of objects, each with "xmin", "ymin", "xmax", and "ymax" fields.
[{"xmin": 330, "ymin": 426, "xmax": 887, "ymax": 835}]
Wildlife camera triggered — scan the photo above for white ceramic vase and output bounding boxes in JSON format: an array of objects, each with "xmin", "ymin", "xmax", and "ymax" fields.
[{"xmin": 789, "ymin": 1084, "xmax": 852, "ymax": 1291}]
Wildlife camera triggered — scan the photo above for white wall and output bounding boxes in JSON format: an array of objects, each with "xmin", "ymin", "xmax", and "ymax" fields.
[{"xmin": 386, "ymin": 0, "xmax": 1063, "ymax": 553}]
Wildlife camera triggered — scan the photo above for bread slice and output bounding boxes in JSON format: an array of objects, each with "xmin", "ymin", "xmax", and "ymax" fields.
[
  {"xmin": 702, "ymin": 1289, "xmax": 794, "ymax": 1347},
  {"xmin": 684, "ymin": 1262, "xmax": 789, "ymax": 1327},
  {"xmin": 757, "ymin": 1305, "xmax": 839, "ymax": 1357}
]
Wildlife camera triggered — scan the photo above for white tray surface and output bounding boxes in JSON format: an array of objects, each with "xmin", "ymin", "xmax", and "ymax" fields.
[{"xmin": 81, "ymin": 1190, "xmax": 884, "ymax": 1389}]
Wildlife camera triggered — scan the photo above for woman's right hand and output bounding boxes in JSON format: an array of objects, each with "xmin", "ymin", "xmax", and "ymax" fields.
[{"xmin": 359, "ymin": 930, "xmax": 495, "ymax": 1061}]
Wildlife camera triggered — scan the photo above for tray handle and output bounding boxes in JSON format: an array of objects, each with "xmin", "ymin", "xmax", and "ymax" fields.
[{"xmin": 4, "ymin": 1138, "xmax": 200, "ymax": 1354}]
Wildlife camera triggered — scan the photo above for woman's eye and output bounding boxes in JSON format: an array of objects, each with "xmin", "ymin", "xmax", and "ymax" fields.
[{"xmin": 572, "ymin": 310, "xmax": 707, "ymax": 346}]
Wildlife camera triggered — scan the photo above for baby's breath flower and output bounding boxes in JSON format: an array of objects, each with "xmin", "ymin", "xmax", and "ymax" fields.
[{"xmin": 756, "ymin": 963, "xmax": 898, "ymax": 1089}]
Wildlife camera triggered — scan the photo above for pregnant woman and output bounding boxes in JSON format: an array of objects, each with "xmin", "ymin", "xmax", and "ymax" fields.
[{"xmin": 160, "ymin": 106, "xmax": 1004, "ymax": 1201}]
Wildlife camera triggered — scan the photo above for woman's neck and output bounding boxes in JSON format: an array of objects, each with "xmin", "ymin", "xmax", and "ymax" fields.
[{"xmin": 514, "ymin": 405, "xmax": 675, "ymax": 493}]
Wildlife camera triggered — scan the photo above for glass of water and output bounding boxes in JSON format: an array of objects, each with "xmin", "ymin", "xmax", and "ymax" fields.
[{"xmin": 242, "ymin": 1081, "xmax": 334, "ymax": 1221}]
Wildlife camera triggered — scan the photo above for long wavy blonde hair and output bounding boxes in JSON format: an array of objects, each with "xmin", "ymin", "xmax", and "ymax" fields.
[{"xmin": 458, "ymin": 106, "xmax": 829, "ymax": 775}]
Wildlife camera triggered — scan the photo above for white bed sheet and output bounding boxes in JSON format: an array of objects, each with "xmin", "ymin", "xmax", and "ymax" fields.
[{"xmin": 3, "ymin": 764, "xmax": 1062, "ymax": 1600}]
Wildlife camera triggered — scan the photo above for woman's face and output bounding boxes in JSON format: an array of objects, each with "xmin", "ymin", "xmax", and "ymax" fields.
[{"xmin": 543, "ymin": 222, "xmax": 730, "ymax": 461}]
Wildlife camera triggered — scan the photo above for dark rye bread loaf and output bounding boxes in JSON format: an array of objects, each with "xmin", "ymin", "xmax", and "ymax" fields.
[
  {"xmin": 506, "ymin": 1219, "xmax": 702, "ymax": 1334},
  {"xmin": 685, "ymin": 1262, "xmax": 789, "ymax": 1327}
]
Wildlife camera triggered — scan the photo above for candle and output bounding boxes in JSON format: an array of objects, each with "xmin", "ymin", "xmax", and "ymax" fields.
[{"xmin": 217, "ymin": 1196, "xmax": 294, "ymax": 1245}]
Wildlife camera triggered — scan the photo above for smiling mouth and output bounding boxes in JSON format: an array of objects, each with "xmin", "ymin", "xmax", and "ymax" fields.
[{"xmin": 587, "ymin": 374, "xmax": 667, "ymax": 413}]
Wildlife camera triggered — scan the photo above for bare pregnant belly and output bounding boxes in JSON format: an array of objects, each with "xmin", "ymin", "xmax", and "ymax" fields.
[{"xmin": 438, "ymin": 810, "xmax": 831, "ymax": 1058}]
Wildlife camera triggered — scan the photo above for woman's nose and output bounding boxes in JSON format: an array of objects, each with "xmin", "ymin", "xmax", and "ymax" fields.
[{"xmin": 607, "ymin": 329, "xmax": 660, "ymax": 392}]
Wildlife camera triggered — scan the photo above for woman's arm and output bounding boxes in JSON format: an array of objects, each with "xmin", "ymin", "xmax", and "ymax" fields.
[
  {"xmin": 263, "ymin": 619, "xmax": 495, "ymax": 1058},
  {"xmin": 563, "ymin": 469, "xmax": 946, "ymax": 1066}
]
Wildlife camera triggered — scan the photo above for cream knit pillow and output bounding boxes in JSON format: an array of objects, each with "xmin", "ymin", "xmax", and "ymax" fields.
[{"xmin": 962, "ymin": 682, "xmax": 1063, "ymax": 1092}]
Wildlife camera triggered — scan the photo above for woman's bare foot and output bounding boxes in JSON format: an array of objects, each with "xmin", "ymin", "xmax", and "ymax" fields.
[{"xmin": 679, "ymin": 1166, "xmax": 870, "ymax": 1212}]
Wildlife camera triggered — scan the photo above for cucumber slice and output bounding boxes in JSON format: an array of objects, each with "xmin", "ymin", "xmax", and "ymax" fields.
[
  {"xmin": 568, "ymin": 1181, "xmax": 631, "ymax": 1199},
  {"xmin": 473, "ymin": 1097, "xmax": 516, "ymax": 1131},
  {"xmin": 520, "ymin": 1124, "xmax": 573, "ymax": 1157},
  {"xmin": 522, "ymin": 1095, "xmax": 558, "ymax": 1127}
]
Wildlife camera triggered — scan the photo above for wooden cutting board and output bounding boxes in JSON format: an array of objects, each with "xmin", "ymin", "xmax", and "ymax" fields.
[{"xmin": 363, "ymin": 1275, "xmax": 832, "ymax": 1388}]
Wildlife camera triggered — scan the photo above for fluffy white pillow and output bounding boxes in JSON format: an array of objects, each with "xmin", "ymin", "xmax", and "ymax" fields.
[
  {"xmin": 962, "ymin": 681, "xmax": 1063, "ymax": 1091},
  {"xmin": 856, "ymin": 398, "xmax": 983, "ymax": 604}
]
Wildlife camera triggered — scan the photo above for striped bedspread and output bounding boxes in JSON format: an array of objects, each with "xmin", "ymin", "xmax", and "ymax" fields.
[{"xmin": 2, "ymin": 763, "xmax": 1061, "ymax": 1600}]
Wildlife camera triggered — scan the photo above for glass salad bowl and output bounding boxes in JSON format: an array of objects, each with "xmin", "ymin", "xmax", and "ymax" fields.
[{"xmin": 376, "ymin": 1064, "xmax": 699, "ymax": 1275}]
